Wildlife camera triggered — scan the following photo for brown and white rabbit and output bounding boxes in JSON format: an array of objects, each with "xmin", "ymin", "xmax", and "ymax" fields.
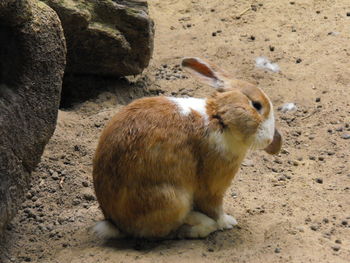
[{"xmin": 92, "ymin": 57, "xmax": 282, "ymax": 239}]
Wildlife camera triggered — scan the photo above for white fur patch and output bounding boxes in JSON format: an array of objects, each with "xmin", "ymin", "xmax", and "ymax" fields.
[
  {"xmin": 168, "ymin": 97, "xmax": 209, "ymax": 123},
  {"xmin": 217, "ymin": 214, "xmax": 238, "ymax": 230},
  {"xmin": 253, "ymin": 102, "xmax": 275, "ymax": 149},
  {"xmin": 179, "ymin": 211, "xmax": 218, "ymax": 238},
  {"xmin": 208, "ymin": 130, "xmax": 250, "ymax": 158},
  {"xmin": 92, "ymin": 220, "xmax": 123, "ymax": 239}
]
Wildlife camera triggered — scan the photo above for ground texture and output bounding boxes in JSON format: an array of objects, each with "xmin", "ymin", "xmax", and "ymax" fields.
[{"xmin": 1, "ymin": 0, "xmax": 350, "ymax": 262}]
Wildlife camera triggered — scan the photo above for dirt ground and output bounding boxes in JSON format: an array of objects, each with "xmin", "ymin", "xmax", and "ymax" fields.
[{"xmin": 1, "ymin": 0, "xmax": 350, "ymax": 262}]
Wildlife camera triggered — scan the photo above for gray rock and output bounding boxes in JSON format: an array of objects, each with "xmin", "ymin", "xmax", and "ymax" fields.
[
  {"xmin": 42, "ymin": 0, "xmax": 154, "ymax": 76},
  {"xmin": 0, "ymin": 0, "xmax": 66, "ymax": 235}
]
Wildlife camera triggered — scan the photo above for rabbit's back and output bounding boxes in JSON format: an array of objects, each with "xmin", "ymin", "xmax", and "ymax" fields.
[{"xmin": 92, "ymin": 96, "xmax": 206, "ymax": 237}]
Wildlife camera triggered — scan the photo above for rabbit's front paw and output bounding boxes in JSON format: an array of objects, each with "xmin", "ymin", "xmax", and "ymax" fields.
[{"xmin": 217, "ymin": 214, "xmax": 238, "ymax": 230}]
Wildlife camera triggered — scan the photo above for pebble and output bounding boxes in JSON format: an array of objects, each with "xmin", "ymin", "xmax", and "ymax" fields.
[
  {"xmin": 315, "ymin": 97, "xmax": 321, "ymax": 102},
  {"xmin": 51, "ymin": 172, "xmax": 59, "ymax": 180},
  {"xmin": 316, "ymin": 178, "xmax": 323, "ymax": 184},
  {"xmin": 347, "ymin": 12, "xmax": 350, "ymax": 17},
  {"xmin": 82, "ymin": 181, "xmax": 89, "ymax": 187},
  {"xmin": 341, "ymin": 133, "xmax": 350, "ymax": 139},
  {"xmin": 335, "ymin": 239, "xmax": 342, "ymax": 244},
  {"xmin": 274, "ymin": 247, "xmax": 281, "ymax": 253},
  {"xmin": 341, "ymin": 220, "xmax": 348, "ymax": 226},
  {"xmin": 26, "ymin": 193, "xmax": 33, "ymax": 200},
  {"xmin": 83, "ymin": 193, "xmax": 96, "ymax": 201},
  {"xmin": 296, "ymin": 58, "xmax": 302, "ymax": 64},
  {"xmin": 310, "ymin": 225, "xmax": 318, "ymax": 231},
  {"xmin": 72, "ymin": 199, "xmax": 80, "ymax": 206},
  {"xmin": 332, "ymin": 245, "xmax": 340, "ymax": 251}
]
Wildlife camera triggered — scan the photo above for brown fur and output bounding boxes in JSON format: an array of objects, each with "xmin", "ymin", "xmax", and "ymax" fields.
[{"xmin": 93, "ymin": 57, "xmax": 281, "ymax": 238}]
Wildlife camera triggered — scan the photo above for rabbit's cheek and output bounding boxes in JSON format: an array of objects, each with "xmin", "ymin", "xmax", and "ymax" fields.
[{"xmin": 253, "ymin": 107, "xmax": 275, "ymax": 149}]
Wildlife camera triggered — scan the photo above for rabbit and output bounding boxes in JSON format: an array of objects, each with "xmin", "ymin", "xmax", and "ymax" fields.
[{"xmin": 92, "ymin": 57, "xmax": 282, "ymax": 239}]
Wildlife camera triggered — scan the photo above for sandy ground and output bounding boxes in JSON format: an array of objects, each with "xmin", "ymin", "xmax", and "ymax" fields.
[{"xmin": 1, "ymin": 0, "xmax": 350, "ymax": 262}]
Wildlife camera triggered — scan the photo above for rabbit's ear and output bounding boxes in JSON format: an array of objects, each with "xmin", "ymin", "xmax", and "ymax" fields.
[{"xmin": 181, "ymin": 57, "xmax": 230, "ymax": 90}]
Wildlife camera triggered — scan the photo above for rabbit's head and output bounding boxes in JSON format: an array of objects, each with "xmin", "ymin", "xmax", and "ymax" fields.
[{"xmin": 182, "ymin": 57, "xmax": 282, "ymax": 154}]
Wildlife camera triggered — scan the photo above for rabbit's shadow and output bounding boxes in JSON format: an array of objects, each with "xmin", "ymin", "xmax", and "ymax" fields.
[{"xmin": 101, "ymin": 225, "xmax": 248, "ymax": 252}]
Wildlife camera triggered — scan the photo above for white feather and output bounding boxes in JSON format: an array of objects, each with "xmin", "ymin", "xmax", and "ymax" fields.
[{"xmin": 255, "ymin": 56, "xmax": 280, "ymax": 73}]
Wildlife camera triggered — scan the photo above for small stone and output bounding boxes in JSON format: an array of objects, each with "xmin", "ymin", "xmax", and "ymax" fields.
[
  {"xmin": 341, "ymin": 220, "xmax": 348, "ymax": 226},
  {"xmin": 335, "ymin": 239, "xmax": 342, "ymax": 244},
  {"xmin": 323, "ymin": 218, "xmax": 329, "ymax": 224},
  {"xmin": 289, "ymin": 1, "xmax": 295, "ymax": 4},
  {"xmin": 346, "ymin": 12, "xmax": 350, "ymax": 17},
  {"xmin": 52, "ymin": 172, "xmax": 59, "ymax": 180},
  {"xmin": 212, "ymin": 32, "xmax": 217, "ymax": 36},
  {"xmin": 315, "ymin": 97, "xmax": 321, "ymax": 102},
  {"xmin": 72, "ymin": 199, "xmax": 80, "ymax": 206},
  {"xmin": 316, "ymin": 10, "xmax": 321, "ymax": 14},
  {"xmin": 309, "ymin": 156, "xmax": 316, "ymax": 160},
  {"xmin": 332, "ymin": 245, "xmax": 340, "ymax": 251},
  {"xmin": 207, "ymin": 247, "xmax": 214, "ymax": 252},
  {"xmin": 341, "ymin": 133, "xmax": 350, "ymax": 139},
  {"xmin": 250, "ymin": 35, "xmax": 255, "ymax": 41},
  {"xmin": 82, "ymin": 181, "xmax": 89, "ymax": 187},
  {"xmin": 296, "ymin": 58, "xmax": 302, "ymax": 64},
  {"xmin": 292, "ymin": 161, "xmax": 299, "ymax": 166},
  {"xmin": 274, "ymin": 247, "xmax": 281, "ymax": 253},
  {"xmin": 310, "ymin": 225, "xmax": 318, "ymax": 231},
  {"xmin": 83, "ymin": 193, "xmax": 96, "ymax": 201},
  {"xmin": 269, "ymin": 46, "xmax": 275, "ymax": 51},
  {"xmin": 318, "ymin": 156, "xmax": 324, "ymax": 161},
  {"xmin": 316, "ymin": 178, "xmax": 323, "ymax": 184}
]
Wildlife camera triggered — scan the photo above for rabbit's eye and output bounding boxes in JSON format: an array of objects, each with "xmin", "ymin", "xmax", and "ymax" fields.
[{"xmin": 252, "ymin": 101, "xmax": 262, "ymax": 111}]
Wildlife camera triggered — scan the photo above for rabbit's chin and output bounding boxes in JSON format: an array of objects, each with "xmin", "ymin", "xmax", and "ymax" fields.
[{"xmin": 250, "ymin": 107, "xmax": 275, "ymax": 151}]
